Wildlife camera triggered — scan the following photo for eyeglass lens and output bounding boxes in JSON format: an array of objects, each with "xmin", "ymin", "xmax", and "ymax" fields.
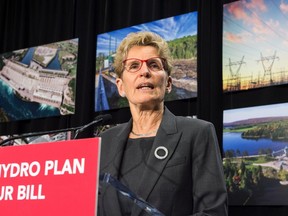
[{"xmin": 124, "ymin": 57, "xmax": 164, "ymax": 73}]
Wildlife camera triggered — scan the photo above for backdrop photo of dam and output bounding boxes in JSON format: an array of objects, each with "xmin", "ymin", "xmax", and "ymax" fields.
[{"xmin": 0, "ymin": 39, "xmax": 78, "ymax": 122}]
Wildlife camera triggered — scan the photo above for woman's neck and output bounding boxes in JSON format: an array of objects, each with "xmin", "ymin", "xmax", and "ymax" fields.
[{"xmin": 130, "ymin": 106, "xmax": 164, "ymax": 137}]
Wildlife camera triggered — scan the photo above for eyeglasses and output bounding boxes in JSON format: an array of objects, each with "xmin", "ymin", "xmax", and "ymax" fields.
[{"xmin": 123, "ymin": 57, "xmax": 165, "ymax": 73}]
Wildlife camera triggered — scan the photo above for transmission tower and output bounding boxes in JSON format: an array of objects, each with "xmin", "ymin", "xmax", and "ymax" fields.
[
  {"xmin": 226, "ymin": 56, "xmax": 245, "ymax": 91},
  {"xmin": 257, "ymin": 51, "xmax": 279, "ymax": 86}
]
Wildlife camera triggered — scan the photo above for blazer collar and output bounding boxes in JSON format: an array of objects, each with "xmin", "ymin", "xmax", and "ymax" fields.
[
  {"xmin": 102, "ymin": 107, "xmax": 181, "ymax": 216},
  {"xmin": 131, "ymin": 107, "xmax": 181, "ymax": 216},
  {"xmin": 100, "ymin": 121, "xmax": 132, "ymax": 216}
]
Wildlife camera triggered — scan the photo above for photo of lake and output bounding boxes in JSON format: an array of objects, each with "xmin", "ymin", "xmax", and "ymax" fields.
[{"xmin": 223, "ymin": 102, "xmax": 288, "ymax": 205}]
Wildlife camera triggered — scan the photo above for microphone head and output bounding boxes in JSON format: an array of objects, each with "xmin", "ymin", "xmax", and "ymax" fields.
[{"xmin": 95, "ymin": 114, "xmax": 112, "ymax": 123}]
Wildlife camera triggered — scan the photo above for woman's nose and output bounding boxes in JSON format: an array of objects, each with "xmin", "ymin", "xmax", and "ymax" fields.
[{"xmin": 139, "ymin": 62, "xmax": 151, "ymax": 77}]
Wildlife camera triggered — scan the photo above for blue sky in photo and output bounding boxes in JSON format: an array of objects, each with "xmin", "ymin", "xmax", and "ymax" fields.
[
  {"xmin": 224, "ymin": 102, "xmax": 288, "ymax": 123},
  {"xmin": 96, "ymin": 11, "xmax": 198, "ymax": 56},
  {"xmin": 223, "ymin": 0, "xmax": 288, "ymax": 80}
]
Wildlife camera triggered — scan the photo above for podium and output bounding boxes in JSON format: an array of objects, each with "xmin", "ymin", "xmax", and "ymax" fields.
[{"xmin": 0, "ymin": 138, "xmax": 101, "ymax": 216}]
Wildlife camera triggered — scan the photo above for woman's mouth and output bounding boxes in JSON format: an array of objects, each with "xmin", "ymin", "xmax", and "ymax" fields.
[{"xmin": 136, "ymin": 83, "xmax": 154, "ymax": 90}]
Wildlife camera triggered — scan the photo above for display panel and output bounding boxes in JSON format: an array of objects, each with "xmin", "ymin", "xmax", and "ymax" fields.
[
  {"xmin": 0, "ymin": 39, "xmax": 78, "ymax": 122},
  {"xmin": 223, "ymin": 102, "xmax": 288, "ymax": 205},
  {"xmin": 95, "ymin": 11, "xmax": 198, "ymax": 112},
  {"xmin": 223, "ymin": 0, "xmax": 288, "ymax": 92}
]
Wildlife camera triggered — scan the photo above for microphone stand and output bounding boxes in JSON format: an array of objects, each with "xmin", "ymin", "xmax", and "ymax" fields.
[
  {"xmin": 0, "ymin": 114, "xmax": 112, "ymax": 147},
  {"xmin": 0, "ymin": 125, "xmax": 81, "ymax": 147},
  {"xmin": 73, "ymin": 118, "xmax": 103, "ymax": 139}
]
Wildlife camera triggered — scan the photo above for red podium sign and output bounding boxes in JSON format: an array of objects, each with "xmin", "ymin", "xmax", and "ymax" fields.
[{"xmin": 0, "ymin": 137, "xmax": 101, "ymax": 216}]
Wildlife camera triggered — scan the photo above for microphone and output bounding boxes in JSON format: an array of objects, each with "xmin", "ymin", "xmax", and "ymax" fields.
[
  {"xmin": 0, "ymin": 114, "xmax": 112, "ymax": 147},
  {"xmin": 73, "ymin": 114, "xmax": 112, "ymax": 139}
]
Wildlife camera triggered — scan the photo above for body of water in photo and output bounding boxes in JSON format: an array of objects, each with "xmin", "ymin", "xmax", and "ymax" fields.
[
  {"xmin": 0, "ymin": 47, "xmax": 61, "ymax": 121},
  {"xmin": 224, "ymin": 131, "xmax": 288, "ymax": 205},
  {"xmin": 223, "ymin": 132, "xmax": 288, "ymax": 155}
]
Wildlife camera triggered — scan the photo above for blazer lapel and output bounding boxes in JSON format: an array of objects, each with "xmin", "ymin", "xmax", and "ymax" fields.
[
  {"xmin": 131, "ymin": 108, "xmax": 181, "ymax": 216},
  {"xmin": 100, "ymin": 120, "xmax": 132, "ymax": 216},
  {"xmin": 101, "ymin": 120, "xmax": 132, "ymax": 176}
]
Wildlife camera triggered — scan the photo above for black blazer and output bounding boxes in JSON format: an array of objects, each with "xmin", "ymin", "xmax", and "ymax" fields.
[{"xmin": 98, "ymin": 108, "xmax": 228, "ymax": 216}]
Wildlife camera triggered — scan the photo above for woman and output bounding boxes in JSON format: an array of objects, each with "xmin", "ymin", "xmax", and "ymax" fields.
[{"xmin": 98, "ymin": 31, "xmax": 228, "ymax": 216}]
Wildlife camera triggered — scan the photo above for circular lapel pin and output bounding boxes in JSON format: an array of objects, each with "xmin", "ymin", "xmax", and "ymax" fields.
[{"xmin": 154, "ymin": 146, "xmax": 168, "ymax": 160}]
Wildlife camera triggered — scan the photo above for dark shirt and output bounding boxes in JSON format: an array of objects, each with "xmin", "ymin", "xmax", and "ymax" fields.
[{"xmin": 118, "ymin": 137, "xmax": 155, "ymax": 216}]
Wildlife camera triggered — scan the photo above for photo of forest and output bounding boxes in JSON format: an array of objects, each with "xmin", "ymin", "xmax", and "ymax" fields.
[{"xmin": 95, "ymin": 11, "xmax": 198, "ymax": 112}]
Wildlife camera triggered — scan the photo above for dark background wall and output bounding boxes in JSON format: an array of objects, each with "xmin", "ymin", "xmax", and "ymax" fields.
[{"xmin": 0, "ymin": 0, "xmax": 287, "ymax": 215}]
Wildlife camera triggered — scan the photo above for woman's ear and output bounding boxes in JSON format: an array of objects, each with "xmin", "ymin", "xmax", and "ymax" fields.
[
  {"xmin": 166, "ymin": 76, "xmax": 172, "ymax": 93},
  {"xmin": 116, "ymin": 78, "xmax": 126, "ymax": 97}
]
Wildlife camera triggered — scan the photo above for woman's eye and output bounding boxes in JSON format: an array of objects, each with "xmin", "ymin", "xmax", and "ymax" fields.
[
  {"xmin": 149, "ymin": 62, "xmax": 161, "ymax": 70},
  {"xmin": 129, "ymin": 63, "xmax": 140, "ymax": 70}
]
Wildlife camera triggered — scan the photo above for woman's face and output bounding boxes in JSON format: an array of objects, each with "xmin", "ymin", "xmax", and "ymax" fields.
[{"xmin": 116, "ymin": 45, "xmax": 172, "ymax": 109}]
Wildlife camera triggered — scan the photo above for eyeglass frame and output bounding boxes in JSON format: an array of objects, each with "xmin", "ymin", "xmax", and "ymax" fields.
[{"xmin": 122, "ymin": 57, "xmax": 167, "ymax": 73}]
